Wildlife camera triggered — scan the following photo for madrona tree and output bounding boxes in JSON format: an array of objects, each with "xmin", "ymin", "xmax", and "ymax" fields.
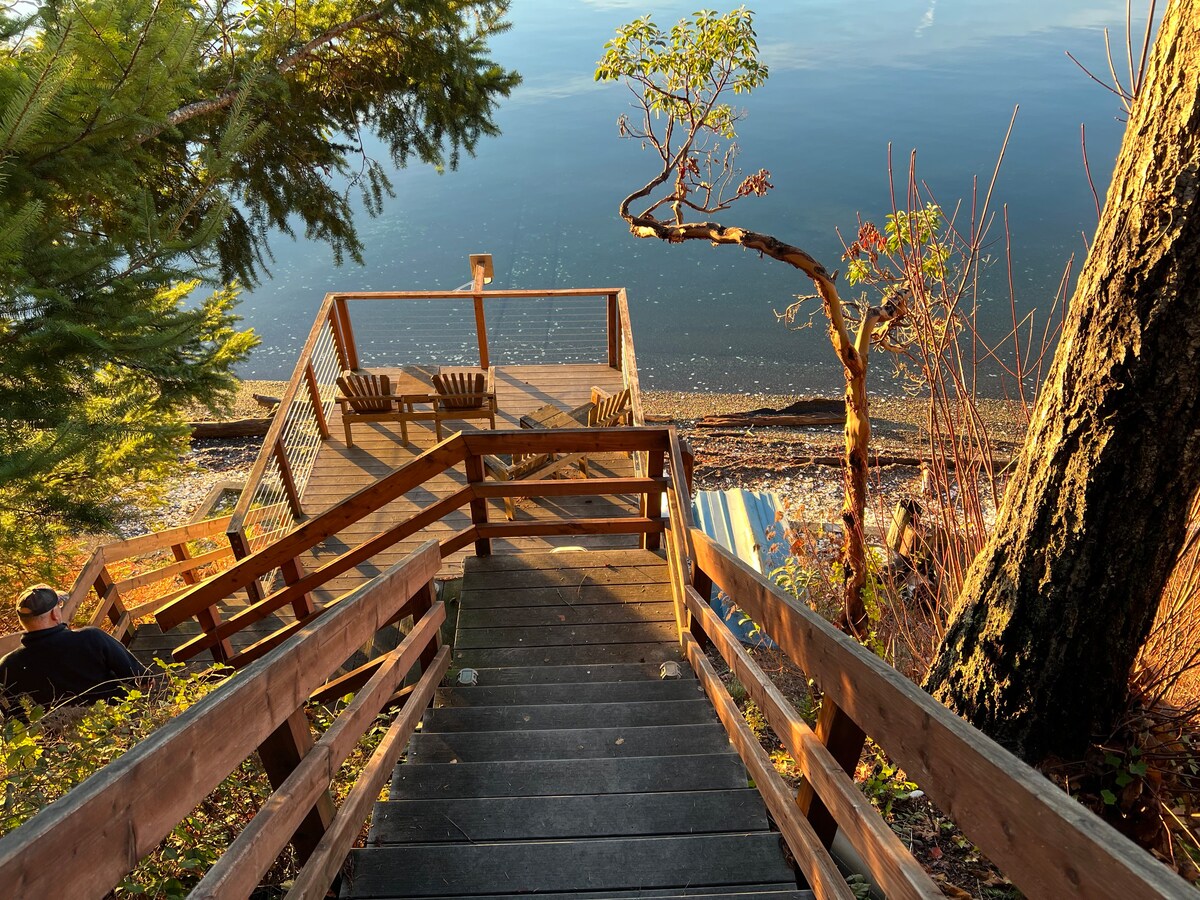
[
  {"xmin": 596, "ymin": 9, "xmax": 912, "ymax": 634},
  {"xmin": 925, "ymin": 0, "xmax": 1199, "ymax": 763},
  {"xmin": 0, "ymin": 0, "xmax": 518, "ymax": 585}
]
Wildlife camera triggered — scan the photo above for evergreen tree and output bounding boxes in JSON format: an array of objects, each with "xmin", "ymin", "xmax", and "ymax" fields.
[{"xmin": 0, "ymin": 0, "xmax": 518, "ymax": 585}]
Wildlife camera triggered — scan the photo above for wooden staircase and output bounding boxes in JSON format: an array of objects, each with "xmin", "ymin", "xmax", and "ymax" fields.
[{"xmin": 339, "ymin": 550, "xmax": 812, "ymax": 899}]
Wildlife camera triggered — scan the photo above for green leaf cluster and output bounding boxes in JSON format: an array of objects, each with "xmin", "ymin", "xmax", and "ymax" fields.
[
  {"xmin": 0, "ymin": 0, "xmax": 518, "ymax": 589},
  {"xmin": 596, "ymin": 7, "xmax": 767, "ymax": 141},
  {"xmin": 1, "ymin": 662, "xmax": 393, "ymax": 896}
]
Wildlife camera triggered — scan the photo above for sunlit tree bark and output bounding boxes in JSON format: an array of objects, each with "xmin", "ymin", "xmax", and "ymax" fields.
[{"xmin": 926, "ymin": 0, "xmax": 1200, "ymax": 762}]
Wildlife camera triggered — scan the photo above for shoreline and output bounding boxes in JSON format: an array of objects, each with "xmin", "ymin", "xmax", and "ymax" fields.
[{"xmin": 165, "ymin": 381, "xmax": 1029, "ymax": 532}]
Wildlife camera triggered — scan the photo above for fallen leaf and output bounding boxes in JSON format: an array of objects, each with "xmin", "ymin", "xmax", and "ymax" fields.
[{"xmin": 929, "ymin": 845, "xmax": 943, "ymax": 860}]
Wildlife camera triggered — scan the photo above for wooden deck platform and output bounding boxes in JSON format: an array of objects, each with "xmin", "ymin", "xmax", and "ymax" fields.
[
  {"xmin": 340, "ymin": 549, "xmax": 810, "ymax": 899},
  {"xmin": 301, "ymin": 364, "xmax": 639, "ymax": 604}
]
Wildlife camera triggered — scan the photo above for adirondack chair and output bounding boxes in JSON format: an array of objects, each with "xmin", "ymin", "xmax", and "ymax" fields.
[
  {"xmin": 336, "ymin": 372, "xmax": 410, "ymax": 447},
  {"xmin": 587, "ymin": 385, "xmax": 631, "ymax": 427},
  {"xmin": 430, "ymin": 367, "xmax": 498, "ymax": 440}
]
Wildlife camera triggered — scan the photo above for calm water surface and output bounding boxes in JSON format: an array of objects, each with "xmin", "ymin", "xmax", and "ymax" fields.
[{"xmin": 239, "ymin": 0, "xmax": 1146, "ymax": 396}]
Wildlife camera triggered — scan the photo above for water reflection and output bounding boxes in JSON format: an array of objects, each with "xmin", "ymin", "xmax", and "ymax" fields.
[{"xmin": 238, "ymin": 0, "xmax": 1153, "ymax": 397}]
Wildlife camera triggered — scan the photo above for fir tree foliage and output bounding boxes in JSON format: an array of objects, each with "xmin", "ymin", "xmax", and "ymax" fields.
[{"xmin": 0, "ymin": 0, "xmax": 518, "ymax": 585}]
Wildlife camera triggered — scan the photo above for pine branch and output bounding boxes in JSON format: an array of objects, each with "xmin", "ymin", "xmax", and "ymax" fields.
[{"xmin": 139, "ymin": 3, "xmax": 394, "ymax": 142}]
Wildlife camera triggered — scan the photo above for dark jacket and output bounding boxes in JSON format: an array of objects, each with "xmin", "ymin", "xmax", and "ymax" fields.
[{"xmin": 0, "ymin": 624, "xmax": 149, "ymax": 715}]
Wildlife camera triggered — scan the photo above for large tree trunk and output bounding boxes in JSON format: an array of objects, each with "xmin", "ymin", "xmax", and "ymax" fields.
[{"xmin": 924, "ymin": 0, "xmax": 1200, "ymax": 763}]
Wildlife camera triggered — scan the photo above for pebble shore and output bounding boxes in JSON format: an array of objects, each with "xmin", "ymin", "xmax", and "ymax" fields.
[{"xmin": 155, "ymin": 381, "xmax": 1029, "ymax": 536}]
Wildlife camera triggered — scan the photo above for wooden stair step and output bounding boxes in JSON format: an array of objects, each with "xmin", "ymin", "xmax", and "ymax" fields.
[
  {"xmin": 380, "ymin": 891, "xmax": 814, "ymax": 900},
  {"xmin": 463, "ymin": 548, "xmax": 669, "ymax": 571},
  {"xmin": 459, "ymin": 583, "xmax": 674, "ymax": 608},
  {"xmin": 340, "ymin": 832, "xmax": 797, "ymax": 898},
  {"xmin": 457, "ymin": 566, "xmax": 668, "ymax": 591},
  {"xmin": 422, "ymin": 699, "xmax": 716, "ymax": 732},
  {"xmin": 454, "ymin": 620, "xmax": 679, "ymax": 649},
  {"xmin": 454, "ymin": 662, "xmax": 674, "ymax": 685},
  {"xmin": 389, "ymin": 753, "xmax": 749, "ymax": 800},
  {"xmin": 457, "ymin": 601, "xmax": 676, "ymax": 628},
  {"xmin": 454, "ymin": 642, "xmax": 680, "ymax": 668},
  {"xmin": 369, "ymin": 789, "xmax": 773, "ymax": 844},
  {"xmin": 409, "ymin": 723, "xmax": 732, "ymax": 763},
  {"xmin": 435, "ymin": 678, "xmax": 702, "ymax": 707}
]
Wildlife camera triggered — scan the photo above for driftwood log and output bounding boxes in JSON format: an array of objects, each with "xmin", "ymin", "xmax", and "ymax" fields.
[
  {"xmin": 694, "ymin": 398, "xmax": 843, "ymax": 429},
  {"xmin": 190, "ymin": 418, "xmax": 273, "ymax": 438}
]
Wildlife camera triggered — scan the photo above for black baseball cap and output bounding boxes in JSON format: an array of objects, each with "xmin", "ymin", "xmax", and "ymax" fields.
[{"xmin": 16, "ymin": 585, "xmax": 64, "ymax": 617}]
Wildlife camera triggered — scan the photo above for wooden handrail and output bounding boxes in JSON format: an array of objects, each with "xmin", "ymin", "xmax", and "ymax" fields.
[
  {"xmin": 689, "ymin": 530, "xmax": 1191, "ymax": 899},
  {"xmin": 0, "ymin": 541, "xmax": 444, "ymax": 900},
  {"xmin": 97, "ymin": 516, "xmax": 234, "ymax": 564},
  {"xmin": 190, "ymin": 634, "xmax": 448, "ymax": 899},
  {"xmin": 683, "ymin": 586, "xmax": 940, "ymax": 899},
  {"xmin": 159, "ymin": 437, "xmax": 469, "ymax": 631},
  {"xmin": 326, "ymin": 287, "xmax": 626, "ymax": 301},
  {"xmin": 682, "ymin": 633, "xmax": 855, "ymax": 900},
  {"xmin": 0, "ymin": 514, "xmax": 237, "ymax": 657},
  {"xmin": 171, "ymin": 487, "xmax": 475, "ymax": 661}
]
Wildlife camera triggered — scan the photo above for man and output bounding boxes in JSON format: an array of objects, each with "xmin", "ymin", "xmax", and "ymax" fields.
[{"xmin": 0, "ymin": 584, "xmax": 149, "ymax": 716}]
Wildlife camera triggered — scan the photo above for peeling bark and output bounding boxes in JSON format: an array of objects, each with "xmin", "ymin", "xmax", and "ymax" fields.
[{"xmin": 925, "ymin": 0, "xmax": 1200, "ymax": 762}]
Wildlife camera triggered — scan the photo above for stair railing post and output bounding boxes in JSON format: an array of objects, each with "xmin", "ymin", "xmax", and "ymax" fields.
[
  {"xmin": 280, "ymin": 556, "xmax": 316, "ymax": 618},
  {"xmin": 641, "ymin": 448, "xmax": 664, "ymax": 551},
  {"xmin": 409, "ymin": 579, "xmax": 441, "ymax": 674},
  {"xmin": 228, "ymin": 526, "xmax": 266, "ymax": 604},
  {"xmin": 275, "ymin": 437, "xmax": 304, "ymax": 519},
  {"xmin": 472, "ymin": 259, "xmax": 490, "ymax": 369},
  {"xmin": 304, "ymin": 362, "xmax": 330, "ymax": 440},
  {"xmin": 796, "ymin": 695, "xmax": 867, "ymax": 848},
  {"xmin": 607, "ymin": 292, "xmax": 619, "ymax": 368},
  {"xmin": 465, "ymin": 452, "xmax": 491, "ymax": 557},
  {"xmin": 87, "ymin": 566, "xmax": 132, "ymax": 643},
  {"xmin": 170, "ymin": 542, "xmax": 200, "ymax": 586},
  {"xmin": 256, "ymin": 707, "xmax": 337, "ymax": 865},
  {"xmin": 333, "ymin": 295, "xmax": 359, "ymax": 371}
]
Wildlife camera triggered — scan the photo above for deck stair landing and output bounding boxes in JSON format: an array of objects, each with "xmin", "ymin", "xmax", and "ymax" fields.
[{"xmin": 340, "ymin": 549, "xmax": 812, "ymax": 899}]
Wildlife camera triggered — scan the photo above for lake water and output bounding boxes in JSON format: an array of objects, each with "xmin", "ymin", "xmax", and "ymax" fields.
[{"xmin": 238, "ymin": 0, "xmax": 1147, "ymax": 396}]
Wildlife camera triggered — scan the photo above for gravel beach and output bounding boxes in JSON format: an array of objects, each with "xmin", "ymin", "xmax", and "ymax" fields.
[{"xmin": 159, "ymin": 381, "xmax": 1029, "ymax": 535}]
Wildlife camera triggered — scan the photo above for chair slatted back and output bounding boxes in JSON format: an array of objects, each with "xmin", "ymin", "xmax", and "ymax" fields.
[
  {"xmin": 337, "ymin": 372, "xmax": 393, "ymax": 413},
  {"xmin": 433, "ymin": 371, "xmax": 487, "ymax": 410},
  {"xmin": 588, "ymin": 387, "xmax": 632, "ymax": 427}
]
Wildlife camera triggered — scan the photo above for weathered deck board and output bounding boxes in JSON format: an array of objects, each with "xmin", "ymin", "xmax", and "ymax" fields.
[
  {"xmin": 344, "ymin": 833, "xmax": 797, "ymax": 898},
  {"xmin": 340, "ymin": 549, "xmax": 807, "ymax": 899},
  {"xmin": 368, "ymin": 790, "xmax": 772, "ymax": 843},
  {"xmin": 408, "ymin": 723, "xmax": 732, "ymax": 763}
]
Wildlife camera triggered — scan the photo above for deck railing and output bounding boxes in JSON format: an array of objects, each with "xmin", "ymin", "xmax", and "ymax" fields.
[
  {"xmin": 0, "ymin": 516, "xmax": 236, "ymax": 658},
  {"xmin": 165, "ymin": 427, "xmax": 670, "ymax": 667},
  {"xmin": 227, "ymin": 284, "xmax": 641, "ymax": 590},
  {"xmin": 0, "ymin": 541, "xmax": 447, "ymax": 900}
]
